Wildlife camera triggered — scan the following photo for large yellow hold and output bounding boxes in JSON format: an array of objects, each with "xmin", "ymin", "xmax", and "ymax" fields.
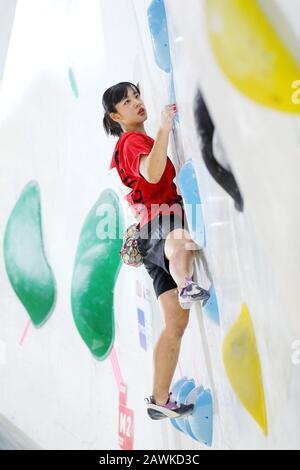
[
  {"xmin": 223, "ymin": 304, "xmax": 268, "ymax": 435},
  {"xmin": 206, "ymin": 0, "xmax": 300, "ymax": 113}
]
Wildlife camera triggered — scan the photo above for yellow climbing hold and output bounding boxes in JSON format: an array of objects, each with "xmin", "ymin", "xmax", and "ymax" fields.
[
  {"xmin": 206, "ymin": 0, "xmax": 300, "ymax": 113},
  {"xmin": 223, "ymin": 304, "xmax": 268, "ymax": 435}
]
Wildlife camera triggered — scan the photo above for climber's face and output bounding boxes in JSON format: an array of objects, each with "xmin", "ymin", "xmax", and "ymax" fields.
[{"xmin": 110, "ymin": 87, "xmax": 147, "ymax": 131}]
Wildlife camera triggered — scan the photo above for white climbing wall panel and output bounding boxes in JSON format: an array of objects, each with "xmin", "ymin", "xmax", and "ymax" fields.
[{"xmin": 0, "ymin": 0, "xmax": 299, "ymax": 450}]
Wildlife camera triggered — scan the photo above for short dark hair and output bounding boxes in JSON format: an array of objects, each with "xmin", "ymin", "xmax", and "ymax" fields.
[{"xmin": 102, "ymin": 82, "xmax": 140, "ymax": 137}]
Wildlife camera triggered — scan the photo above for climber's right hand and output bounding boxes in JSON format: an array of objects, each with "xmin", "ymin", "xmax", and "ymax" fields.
[{"xmin": 160, "ymin": 104, "xmax": 177, "ymax": 133}]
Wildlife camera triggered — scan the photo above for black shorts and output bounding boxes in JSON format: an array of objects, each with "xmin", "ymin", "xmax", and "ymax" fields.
[{"xmin": 136, "ymin": 213, "xmax": 188, "ymax": 299}]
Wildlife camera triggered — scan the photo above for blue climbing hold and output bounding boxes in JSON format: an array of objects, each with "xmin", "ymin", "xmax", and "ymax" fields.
[
  {"xmin": 183, "ymin": 385, "xmax": 206, "ymax": 441},
  {"xmin": 178, "ymin": 159, "xmax": 206, "ymax": 248},
  {"xmin": 203, "ymin": 285, "xmax": 220, "ymax": 325},
  {"xmin": 171, "ymin": 376, "xmax": 189, "ymax": 398},
  {"xmin": 147, "ymin": 0, "xmax": 171, "ymax": 73},
  {"xmin": 188, "ymin": 389, "xmax": 213, "ymax": 447},
  {"xmin": 170, "ymin": 377, "xmax": 189, "ymax": 433},
  {"xmin": 170, "ymin": 378, "xmax": 213, "ymax": 447},
  {"xmin": 173, "ymin": 379, "xmax": 196, "ymax": 437},
  {"xmin": 169, "ymin": 69, "xmax": 180, "ymax": 124}
]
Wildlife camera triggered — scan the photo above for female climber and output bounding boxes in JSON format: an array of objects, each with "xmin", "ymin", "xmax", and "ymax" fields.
[{"xmin": 102, "ymin": 81, "xmax": 210, "ymax": 420}]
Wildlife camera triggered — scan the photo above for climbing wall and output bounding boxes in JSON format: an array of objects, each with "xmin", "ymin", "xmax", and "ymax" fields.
[
  {"xmin": 159, "ymin": 0, "xmax": 300, "ymax": 449},
  {"xmin": 0, "ymin": 0, "xmax": 17, "ymax": 86},
  {"xmin": 0, "ymin": 0, "xmax": 299, "ymax": 450}
]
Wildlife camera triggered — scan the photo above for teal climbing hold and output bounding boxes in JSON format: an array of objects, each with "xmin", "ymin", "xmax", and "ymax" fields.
[
  {"xmin": 3, "ymin": 181, "xmax": 56, "ymax": 327},
  {"xmin": 71, "ymin": 188, "xmax": 124, "ymax": 360},
  {"xmin": 68, "ymin": 67, "xmax": 79, "ymax": 98}
]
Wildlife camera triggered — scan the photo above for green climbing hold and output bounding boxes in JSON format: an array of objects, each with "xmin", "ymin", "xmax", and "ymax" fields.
[
  {"xmin": 71, "ymin": 188, "xmax": 124, "ymax": 360},
  {"xmin": 3, "ymin": 181, "xmax": 57, "ymax": 327},
  {"xmin": 68, "ymin": 67, "xmax": 79, "ymax": 98}
]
